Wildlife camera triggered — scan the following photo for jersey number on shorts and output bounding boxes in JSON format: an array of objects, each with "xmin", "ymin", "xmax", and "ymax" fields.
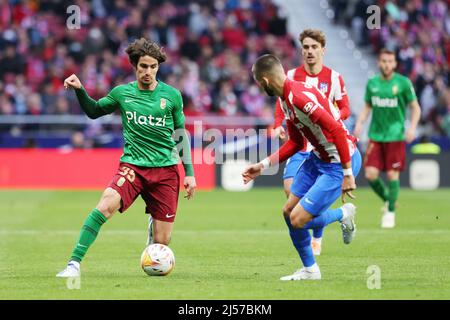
[{"xmin": 118, "ymin": 166, "xmax": 136, "ymax": 183}]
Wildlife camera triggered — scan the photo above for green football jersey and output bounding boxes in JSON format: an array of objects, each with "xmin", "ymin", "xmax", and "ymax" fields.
[
  {"xmin": 364, "ymin": 72, "xmax": 417, "ymax": 142},
  {"xmin": 90, "ymin": 81, "xmax": 191, "ymax": 170}
]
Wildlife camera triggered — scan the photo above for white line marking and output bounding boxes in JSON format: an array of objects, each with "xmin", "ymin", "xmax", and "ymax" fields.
[{"xmin": 0, "ymin": 229, "xmax": 448, "ymax": 236}]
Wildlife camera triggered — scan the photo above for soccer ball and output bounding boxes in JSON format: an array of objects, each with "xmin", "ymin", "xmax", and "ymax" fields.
[{"xmin": 140, "ymin": 243, "xmax": 175, "ymax": 276}]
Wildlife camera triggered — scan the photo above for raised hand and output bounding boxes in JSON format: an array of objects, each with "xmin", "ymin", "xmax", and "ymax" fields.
[{"xmin": 64, "ymin": 74, "xmax": 82, "ymax": 90}]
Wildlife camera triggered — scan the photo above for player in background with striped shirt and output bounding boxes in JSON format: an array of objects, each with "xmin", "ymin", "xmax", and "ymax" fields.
[
  {"xmin": 272, "ymin": 29, "xmax": 351, "ymax": 255},
  {"xmin": 244, "ymin": 54, "xmax": 361, "ymax": 280}
]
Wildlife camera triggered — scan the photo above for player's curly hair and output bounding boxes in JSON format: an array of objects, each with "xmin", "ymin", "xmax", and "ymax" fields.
[
  {"xmin": 125, "ymin": 38, "xmax": 167, "ymax": 67},
  {"xmin": 299, "ymin": 29, "xmax": 326, "ymax": 47}
]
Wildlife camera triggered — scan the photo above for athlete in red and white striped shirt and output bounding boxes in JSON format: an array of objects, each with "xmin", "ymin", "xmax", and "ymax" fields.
[
  {"xmin": 274, "ymin": 64, "xmax": 350, "ymax": 128},
  {"xmin": 275, "ymin": 79, "xmax": 356, "ymax": 164},
  {"xmin": 243, "ymin": 54, "xmax": 361, "ymax": 281},
  {"xmin": 272, "ymin": 29, "xmax": 352, "ymax": 255}
]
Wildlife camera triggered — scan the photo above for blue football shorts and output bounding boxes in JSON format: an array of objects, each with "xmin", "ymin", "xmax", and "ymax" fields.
[
  {"xmin": 283, "ymin": 151, "xmax": 310, "ymax": 180},
  {"xmin": 290, "ymin": 149, "xmax": 362, "ymax": 216}
]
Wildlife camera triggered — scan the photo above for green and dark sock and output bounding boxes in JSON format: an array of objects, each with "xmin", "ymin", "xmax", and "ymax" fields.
[
  {"xmin": 368, "ymin": 178, "xmax": 389, "ymax": 202},
  {"xmin": 388, "ymin": 180, "xmax": 400, "ymax": 212},
  {"xmin": 70, "ymin": 209, "xmax": 107, "ymax": 263}
]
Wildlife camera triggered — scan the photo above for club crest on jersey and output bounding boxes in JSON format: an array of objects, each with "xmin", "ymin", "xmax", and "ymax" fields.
[
  {"xmin": 160, "ymin": 98, "xmax": 166, "ymax": 110},
  {"xmin": 319, "ymin": 82, "xmax": 328, "ymax": 94},
  {"xmin": 392, "ymin": 85, "xmax": 398, "ymax": 95}
]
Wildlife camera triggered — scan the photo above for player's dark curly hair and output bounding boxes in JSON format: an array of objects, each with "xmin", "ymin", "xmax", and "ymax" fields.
[{"xmin": 125, "ymin": 38, "xmax": 167, "ymax": 67}]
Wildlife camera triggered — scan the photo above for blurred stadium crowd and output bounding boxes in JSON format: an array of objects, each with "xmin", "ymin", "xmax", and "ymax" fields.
[
  {"xmin": 331, "ymin": 0, "xmax": 450, "ymax": 138},
  {"xmin": 0, "ymin": 0, "xmax": 296, "ymax": 124},
  {"xmin": 1, "ymin": 0, "xmax": 450, "ymax": 148}
]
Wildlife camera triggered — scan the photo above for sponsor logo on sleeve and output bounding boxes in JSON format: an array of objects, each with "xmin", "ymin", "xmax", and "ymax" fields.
[
  {"xmin": 303, "ymin": 102, "xmax": 319, "ymax": 115},
  {"xmin": 304, "ymin": 102, "xmax": 314, "ymax": 112}
]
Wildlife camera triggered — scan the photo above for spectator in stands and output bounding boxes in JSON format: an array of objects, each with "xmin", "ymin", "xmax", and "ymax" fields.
[
  {"xmin": 332, "ymin": 0, "xmax": 450, "ymax": 140},
  {"xmin": 0, "ymin": 0, "xmax": 296, "ymax": 139}
]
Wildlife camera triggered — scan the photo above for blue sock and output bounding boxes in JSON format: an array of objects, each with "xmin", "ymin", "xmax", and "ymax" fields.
[
  {"xmin": 303, "ymin": 208, "xmax": 343, "ymax": 229},
  {"xmin": 312, "ymin": 227, "xmax": 324, "ymax": 238},
  {"xmin": 284, "ymin": 217, "xmax": 315, "ymax": 267}
]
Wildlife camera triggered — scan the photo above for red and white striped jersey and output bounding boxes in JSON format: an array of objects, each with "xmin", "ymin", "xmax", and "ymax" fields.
[
  {"xmin": 270, "ymin": 79, "xmax": 356, "ymax": 165},
  {"xmin": 273, "ymin": 65, "xmax": 351, "ymax": 153},
  {"xmin": 287, "ymin": 65, "xmax": 349, "ymax": 111}
]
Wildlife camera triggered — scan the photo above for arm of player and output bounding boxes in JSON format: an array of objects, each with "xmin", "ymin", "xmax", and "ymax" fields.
[
  {"xmin": 272, "ymin": 99, "xmax": 287, "ymax": 140},
  {"xmin": 297, "ymin": 97, "xmax": 356, "ymax": 202},
  {"xmin": 318, "ymin": 115, "xmax": 356, "ymax": 202},
  {"xmin": 406, "ymin": 100, "xmax": 421, "ymax": 143},
  {"xmin": 242, "ymin": 120, "xmax": 305, "ymax": 184},
  {"xmin": 353, "ymin": 103, "xmax": 372, "ymax": 138},
  {"xmin": 64, "ymin": 74, "xmax": 118, "ymax": 119},
  {"xmin": 335, "ymin": 75, "xmax": 351, "ymax": 120},
  {"xmin": 335, "ymin": 95, "xmax": 351, "ymax": 120},
  {"xmin": 173, "ymin": 91, "xmax": 196, "ymax": 200}
]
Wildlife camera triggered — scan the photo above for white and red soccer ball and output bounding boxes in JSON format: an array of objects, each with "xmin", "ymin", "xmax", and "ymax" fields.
[{"xmin": 140, "ymin": 243, "xmax": 175, "ymax": 276}]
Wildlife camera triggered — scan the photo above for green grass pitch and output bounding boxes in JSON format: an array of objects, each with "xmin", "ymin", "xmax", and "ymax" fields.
[{"xmin": 1, "ymin": 188, "xmax": 449, "ymax": 300}]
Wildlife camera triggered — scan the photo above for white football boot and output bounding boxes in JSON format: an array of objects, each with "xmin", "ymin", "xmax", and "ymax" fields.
[
  {"xmin": 56, "ymin": 261, "xmax": 80, "ymax": 278},
  {"xmin": 280, "ymin": 264, "xmax": 321, "ymax": 281},
  {"xmin": 381, "ymin": 211, "xmax": 395, "ymax": 228},
  {"xmin": 311, "ymin": 238, "xmax": 322, "ymax": 256},
  {"xmin": 340, "ymin": 203, "xmax": 357, "ymax": 244}
]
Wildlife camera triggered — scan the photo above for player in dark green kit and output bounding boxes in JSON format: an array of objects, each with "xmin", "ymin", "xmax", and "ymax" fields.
[
  {"xmin": 57, "ymin": 38, "xmax": 196, "ymax": 277},
  {"xmin": 354, "ymin": 49, "xmax": 421, "ymax": 228}
]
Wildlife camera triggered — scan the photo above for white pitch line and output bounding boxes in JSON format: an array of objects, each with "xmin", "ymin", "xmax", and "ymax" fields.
[{"xmin": 0, "ymin": 229, "xmax": 449, "ymax": 236}]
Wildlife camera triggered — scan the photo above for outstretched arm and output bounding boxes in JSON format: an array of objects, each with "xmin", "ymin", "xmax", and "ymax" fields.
[
  {"xmin": 64, "ymin": 74, "xmax": 117, "ymax": 119},
  {"xmin": 242, "ymin": 120, "xmax": 305, "ymax": 184}
]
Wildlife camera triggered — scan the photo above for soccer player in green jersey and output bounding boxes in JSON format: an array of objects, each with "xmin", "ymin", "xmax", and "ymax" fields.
[
  {"xmin": 354, "ymin": 49, "xmax": 421, "ymax": 228},
  {"xmin": 56, "ymin": 38, "xmax": 196, "ymax": 277}
]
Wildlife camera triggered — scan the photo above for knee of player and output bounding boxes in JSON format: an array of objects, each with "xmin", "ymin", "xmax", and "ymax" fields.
[
  {"xmin": 96, "ymin": 189, "xmax": 121, "ymax": 218},
  {"xmin": 365, "ymin": 169, "xmax": 378, "ymax": 181},
  {"xmin": 290, "ymin": 214, "xmax": 305, "ymax": 229},
  {"xmin": 386, "ymin": 170, "xmax": 399, "ymax": 181},
  {"xmin": 95, "ymin": 201, "xmax": 118, "ymax": 219},
  {"xmin": 95, "ymin": 205, "xmax": 115, "ymax": 219},
  {"xmin": 282, "ymin": 204, "xmax": 293, "ymax": 218}
]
